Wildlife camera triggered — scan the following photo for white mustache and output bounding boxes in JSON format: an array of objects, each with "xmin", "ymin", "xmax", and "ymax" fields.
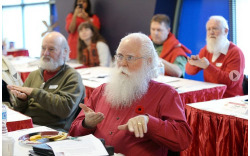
[
  {"xmin": 42, "ymin": 56, "xmax": 51, "ymax": 60},
  {"xmin": 117, "ymin": 67, "xmax": 131, "ymax": 76}
]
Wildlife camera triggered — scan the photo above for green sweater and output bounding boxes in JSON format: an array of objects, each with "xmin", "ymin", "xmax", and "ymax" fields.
[{"xmin": 14, "ymin": 64, "xmax": 85, "ymax": 130}]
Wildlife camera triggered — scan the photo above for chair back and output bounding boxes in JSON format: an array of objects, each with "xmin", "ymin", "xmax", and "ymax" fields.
[
  {"xmin": 242, "ymin": 75, "xmax": 248, "ymax": 95},
  {"xmin": 63, "ymin": 99, "xmax": 84, "ymax": 132}
]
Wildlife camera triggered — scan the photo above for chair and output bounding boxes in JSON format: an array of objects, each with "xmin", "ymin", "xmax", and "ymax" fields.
[
  {"xmin": 168, "ymin": 150, "xmax": 180, "ymax": 156},
  {"xmin": 63, "ymin": 99, "xmax": 84, "ymax": 132},
  {"xmin": 242, "ymin": 74, "xmax": 248, "ymax": 95}
]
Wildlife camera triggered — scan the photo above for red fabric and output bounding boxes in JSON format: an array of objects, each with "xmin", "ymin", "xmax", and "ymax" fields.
[
  {"xmin": 69, "ymin": 80, "xmax": 192, "ymax": 156},
  {"xmin": 181, "ymin": 105, "xmax": 248, "ymax": 156},
  {"xmin": 159, "ymin": 32, "xmax": 191, "ymax": 63},
  {"xmin": 43, "ymin": 70, "xmax": 58, "ymax": 82},
  {"xmin": 179, "ymin": 85, "xmax": 227, "ymax": 105},
  {"xmin": 7, "ymin": 50, "xmax": 29, "ymax": 57},
  {"xmin": 65, "ymin": 13, "xmax": 100, "ymax": 59},
  {"xmin": 20, "ymin": 72, "xmax": 30, "ymax": 82},
  {"xmin": 6, "ymin": 119, "xmax": 33, "ymax": 132},
  {"xmin": 186, "ymin": 42, "xmax": 245, "ymax": 98}
]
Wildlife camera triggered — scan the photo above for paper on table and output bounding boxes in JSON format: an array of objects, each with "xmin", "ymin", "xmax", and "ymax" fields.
[
  {"xmin": 47, "ymin": 134, "xmax": 108, "ymax": 156},
  {"xmin": 223, "ymin": 101, "xmax": 248, "ymax": 116}
]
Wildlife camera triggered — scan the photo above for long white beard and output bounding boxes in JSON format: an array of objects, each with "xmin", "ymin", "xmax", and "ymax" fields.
[
  {"xmin": 206, "ymin": 35, "xmax": 227, "ymax": 54},
  {"xmin": 104, "ymin": 63, "xmax": 151, "ymax": 108},
  {"xmin": 39, "ymin": 55, "xmax": 64, "ymax": 71}
]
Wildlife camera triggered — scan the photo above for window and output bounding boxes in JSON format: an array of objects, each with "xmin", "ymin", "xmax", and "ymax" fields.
[
  {"xmin": 2, "ymin": 0, "xmax": 55, "ymax": 58},
  {"xmin": 235, "ymin": 0, "xmax": 250, "ymax": 75}
]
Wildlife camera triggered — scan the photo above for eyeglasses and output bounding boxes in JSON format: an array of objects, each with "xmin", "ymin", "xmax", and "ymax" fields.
[{"xmin": 114, "ymin": 54, "xmax": 146, "ymax": 63}]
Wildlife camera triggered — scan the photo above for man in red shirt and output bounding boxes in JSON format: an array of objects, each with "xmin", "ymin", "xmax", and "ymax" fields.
[
  {"xmin": 69, "ymin": 32, "xmax": 192, "ymax": 156},
  {"xmin": 150, "ymin": 14, "xmax": 191, "ymax": 77},
  {"xmin": 186, "ymin": 15, "xmax": 245, "ymax": 97}
]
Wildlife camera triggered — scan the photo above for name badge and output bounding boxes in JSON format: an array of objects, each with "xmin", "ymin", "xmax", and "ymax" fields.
[
  {"xmin": 49, "ymin": 85, "xmax": 58, "ymax": 89},
  {"xmin": 216, "ymin": 63, "xmax": 222, "ymax": 67}
]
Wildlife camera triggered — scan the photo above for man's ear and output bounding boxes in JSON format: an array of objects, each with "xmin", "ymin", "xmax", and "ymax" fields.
[
  {"xmin": 168, "ymin": 27, "xmax": 171, "ymax": 33},
  {"xmin": 147, "ymin": 58, "xmax": 152, "ymax": 65},
  {"xmin": 224, "ymin": 28, "xmax": 229, "ymax": 35},
  {"xmin": 62, "ymin": 48, "xmax": 67, "ymax": 61}
]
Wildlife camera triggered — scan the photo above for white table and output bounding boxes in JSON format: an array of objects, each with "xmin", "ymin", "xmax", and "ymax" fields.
[
  {"xmin": 77, "ymin": 67, "xmax": 227, "ymax": 104},
  {"xmin": 6, "ymin": 106, "xmax": 33, "ymax": 132},
  {"xmin": 6, "ymin": 56, "xmax": 85, "ymax": 81},
  {"xmin": 182, "ymin": 95, "xmax": 248, "ymax": 156},
  {"xmin": 8, "ymin": 126, "xmax": 56, "ymax": 156},
  {"xmin": 9, "ymin": 126, "xmax": 124, "ymax": 156}
]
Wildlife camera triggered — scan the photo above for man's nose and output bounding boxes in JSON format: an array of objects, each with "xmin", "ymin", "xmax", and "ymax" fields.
[
  {"xmin": 153, "ymin": 30, "xmax": 158, "ymax": 35},
  {"xmin": 44, "ymin": 49, "xmax": 50, "ymax": 55},
  {"xmin": 118, "ymin": 58, "xmax": 128, "ymax": 67},
  {"xmin": 208, "ymin": 29, "xmax": 215, "ymax": 34}
]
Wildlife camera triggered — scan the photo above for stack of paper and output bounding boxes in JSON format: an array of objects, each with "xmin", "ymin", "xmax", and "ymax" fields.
[{"xmin": 47, "ymin": 134, "xmax": 108, "ymax": 156}]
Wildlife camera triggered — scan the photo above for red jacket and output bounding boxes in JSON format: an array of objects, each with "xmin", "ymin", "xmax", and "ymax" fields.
[
  {"xmin": 186, "ymin": 42, "xmax": 245, "ymax": 97},
  {"xmin": 159, "ymin": 32, "xmax": 191, "ymax": 63}
]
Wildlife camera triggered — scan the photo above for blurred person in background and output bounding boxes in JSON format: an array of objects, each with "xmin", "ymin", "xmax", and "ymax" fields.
[
  {"xmin": 77, "ymin": 22, "xmax": 112, "ymax": 67},
  {"xmin": 150, "ymin": 14, "xmax": 191, "ymax": 77},
  {"xmin": 8, "ymin": 32, "xmax": 85, "ymax": 131},
  {"xmin": 69, "ymin": 32, "xmax": 192, "ymax": 156},
  {"xmin": 66, "ymin": 0, "xmax": 100, "ymax": 59},
  {"xmin": 186, "ymin": 15, "xmax": 245, "ymax": 98},
  {"xmin": 2, "ymin": 55, "xmax": 23, "ymax": 108}
]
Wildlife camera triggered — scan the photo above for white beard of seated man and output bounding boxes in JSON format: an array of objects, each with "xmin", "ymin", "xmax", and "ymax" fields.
[
  {"xmin": 104, "ymin": 62, "xmax": 151, "ymax": 108},
  {"xmin": 206, "ymin": 32, "xmax": 228, "ymax": 55}
]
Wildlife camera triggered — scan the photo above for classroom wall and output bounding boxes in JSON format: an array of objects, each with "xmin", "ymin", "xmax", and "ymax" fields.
[{"xmin": 56, "ymin": 0, "xmax": 156, "ymax": 56}]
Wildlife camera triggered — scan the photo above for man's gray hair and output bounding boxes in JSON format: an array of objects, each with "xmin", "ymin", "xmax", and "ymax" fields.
[
  {"xmin": 120, "ymin": 32, "xmax": 159, "ymax": 78},
  {"xmin": 207, "ymin": 15, "xmax": 229, "ymax": 30},
  {"xmin": 59, "ymin": 33, "xmax": 70, "ymax": 62}
]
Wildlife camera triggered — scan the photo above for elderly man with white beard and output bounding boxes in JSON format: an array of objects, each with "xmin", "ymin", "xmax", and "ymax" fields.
[
  {"xmin": 186, "ymin": 15, "xmax": 245, "ymax": 98},
  {"xmin": 69, "ymin": 32, "xmax": 192, "ymax": 156},
  {"xmin": 7, "ymin": 32, "xmax": 85, "ymax": 131}
]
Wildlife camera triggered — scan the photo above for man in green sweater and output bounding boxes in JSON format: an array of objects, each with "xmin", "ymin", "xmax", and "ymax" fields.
[{"xmin": 7, "ymin": 32, "xmax": 85, "ymax": 131}]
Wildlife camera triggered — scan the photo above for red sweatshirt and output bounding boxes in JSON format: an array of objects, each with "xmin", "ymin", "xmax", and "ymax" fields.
[
  {"xmin": 160, "ymin": 32, "xmax": 191, "ymax": 63},
  {"xmin": 69, "ymin": 80, "xmax": 192, "ymax": 156},
  {"xmin": 186, "ymin": 42, "xmax": 245, "ymax": 97}
]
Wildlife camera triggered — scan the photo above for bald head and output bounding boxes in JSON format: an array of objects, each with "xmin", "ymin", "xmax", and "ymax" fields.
[{"xmin": 42, "ymin": 32, "xmax": 70, "ymax": 61}]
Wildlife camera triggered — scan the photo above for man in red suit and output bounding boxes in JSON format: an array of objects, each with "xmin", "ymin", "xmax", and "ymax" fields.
[
  {"xmin": 186, "ymin": 15, "xmax": 245, "ymax": 98},
  {"xmin": 69, "ymin": 33, "xmax": 192, "ymax": 156},
  {"xmin": 150, "ymin": 14, "xmax": 191, "ymax": 77}
]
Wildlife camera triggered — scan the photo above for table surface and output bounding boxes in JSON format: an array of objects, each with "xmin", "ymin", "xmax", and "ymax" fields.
[
  {"xmin": 77, "ymin": 66, "xmax": 226, "ymax": 92},
  {"xmin": 7, "ymin": 106, "xmax": 32, "ymax": 123},
  {"xmin": 187, "ymin": 95, "xmax": 248, "ymax": 119},
  {"xmin": 182, "ymin": 95, "xmax": 248, "ymax": 156},
  {"xmin": 77, "ymin": 66, "xmax": 227, "ymax": 105},
  {"xmin": 7, "ymin": 56, "xmax": 84, "ymax": 72},
  {"xmin": 8, "ymin": 126, "xmax": 56, "ymax": 156},
  {"xmin": 9, "ymin": 126, "xmax": 123, "ymax": 156}
]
